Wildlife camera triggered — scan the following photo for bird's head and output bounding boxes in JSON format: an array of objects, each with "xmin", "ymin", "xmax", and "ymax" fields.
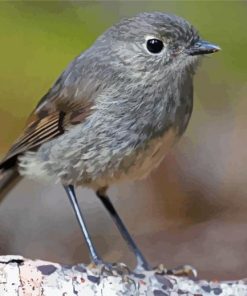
[{"xmin": 96, "ymin": 12, "xmax": 220, "ymax": 77}]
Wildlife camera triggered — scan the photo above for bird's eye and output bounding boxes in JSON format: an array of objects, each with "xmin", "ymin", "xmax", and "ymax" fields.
[{"xmin": 146, "ymin": 38, "xmax": 164, "ymax": 54}]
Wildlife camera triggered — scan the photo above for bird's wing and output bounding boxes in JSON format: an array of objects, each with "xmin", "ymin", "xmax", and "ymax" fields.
[{"xmin": 1, "ymin": 87, "xmax": 93, "ymax": 165}]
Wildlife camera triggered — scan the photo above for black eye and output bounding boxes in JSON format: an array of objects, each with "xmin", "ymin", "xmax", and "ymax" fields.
[{"xmin": 146, "ymin": 38, "xmax": 164, "ymax": 54}]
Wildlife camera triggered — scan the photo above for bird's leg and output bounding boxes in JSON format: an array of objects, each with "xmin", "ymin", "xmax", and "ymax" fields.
[
  {"xmin": 96, "ymin": 189, "xmax": 198, "ymax": 277},
  {"xmin": 64, "ymin": 185, "xmax": 102, "ymax": 265},
  {"xmin": 96, "ymin": 188, "xmax": 151, "ymax": 271}
]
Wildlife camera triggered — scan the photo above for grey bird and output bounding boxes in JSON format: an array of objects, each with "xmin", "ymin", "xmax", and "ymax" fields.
[{"xmin": 0, "ymin": 12, "xmax": 220, "ymax": 272}]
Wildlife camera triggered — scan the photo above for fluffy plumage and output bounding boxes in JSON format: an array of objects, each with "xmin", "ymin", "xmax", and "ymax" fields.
[{"xmin": 0, "ymin": 12, "xmax": 215, "ymax": 192}]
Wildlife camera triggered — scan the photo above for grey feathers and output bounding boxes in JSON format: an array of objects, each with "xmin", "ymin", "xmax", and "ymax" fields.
[{"xmin": 13, "ymin": 12, "xmax": 204, "ymax": 189}]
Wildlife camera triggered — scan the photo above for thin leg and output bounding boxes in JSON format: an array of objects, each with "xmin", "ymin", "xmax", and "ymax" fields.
[
  {"xmin": 96, "ymin": 189, "xmax": 151, "ymax": 270},
  {"xmin": 64, "ymin": 185, "xmax": 102, "ymax": 265}
]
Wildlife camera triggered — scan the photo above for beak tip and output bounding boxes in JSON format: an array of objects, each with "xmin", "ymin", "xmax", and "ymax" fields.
[
  {"xmin": 213, "ymin": 45, "xmax": 221, "ymax": 52},
  {"xmin": 187, "ymin": 40, "xmax": 221, "ymax": 56}
]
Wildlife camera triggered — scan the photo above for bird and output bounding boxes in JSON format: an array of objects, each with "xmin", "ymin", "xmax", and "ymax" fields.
[{"xmin": 0, "ymin": 12, "xmax": 220, "ymax": 272}]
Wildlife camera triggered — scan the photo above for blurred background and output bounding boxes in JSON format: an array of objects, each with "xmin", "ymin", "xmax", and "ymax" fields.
[{"xmin": 0, "ymin": 1, "xmax": 246, "ymax": 281}]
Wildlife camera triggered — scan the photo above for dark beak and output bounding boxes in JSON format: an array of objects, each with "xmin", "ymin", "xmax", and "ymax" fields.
[{"xmin": 186, "ymin": 40, "xmax": 221, "ymax": 56}]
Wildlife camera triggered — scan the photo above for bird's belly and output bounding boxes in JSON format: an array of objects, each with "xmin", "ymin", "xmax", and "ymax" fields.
[
  {"xmin": 90, "ymin": 127, "xmax": 179, "ymax": 188},
  {"xmin": 18, "ymin": 126, "xmax": 179, "ymax": 189}
]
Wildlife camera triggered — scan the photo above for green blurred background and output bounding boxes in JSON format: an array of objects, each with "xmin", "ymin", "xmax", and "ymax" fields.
[{"xmin": 0, "ymin": 1, "xmax": 247, "ymax": 280}]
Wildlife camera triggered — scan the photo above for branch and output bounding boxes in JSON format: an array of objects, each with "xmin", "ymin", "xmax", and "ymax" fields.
[{"xmin": 0, "ymin": 255, "xmax": 246, "ymax": 295}]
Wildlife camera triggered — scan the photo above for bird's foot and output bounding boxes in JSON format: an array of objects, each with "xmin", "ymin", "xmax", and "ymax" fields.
[
  {"xmin": 154, "ymin": 264, "xmax": 198, "ymax": 278},
  {"xmin": 87, "ymin": 261, "xmax": 130, "ymax": 278},
  {"xmin": 87, "ymin": 261, "xmax": 197, "ymax": 279},
  {"xmin": 99, "ymin": 262, "xmax": 131, "ymax": 278}
]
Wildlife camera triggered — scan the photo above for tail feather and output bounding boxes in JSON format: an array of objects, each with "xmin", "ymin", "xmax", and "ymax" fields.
[{"xmin": 0, "ymin": 164, "xmax": 21, "ymax": 204}]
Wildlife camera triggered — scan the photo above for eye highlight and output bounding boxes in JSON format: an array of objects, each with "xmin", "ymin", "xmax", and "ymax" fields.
[{"xmin": 146, "ymin": 38, "xmax": 164, "ymax": 54}]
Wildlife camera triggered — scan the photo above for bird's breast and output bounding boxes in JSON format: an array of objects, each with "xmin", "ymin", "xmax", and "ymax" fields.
[{"xmin": 120, "ymin": 127, "xmax": 179, "ymax": 180}]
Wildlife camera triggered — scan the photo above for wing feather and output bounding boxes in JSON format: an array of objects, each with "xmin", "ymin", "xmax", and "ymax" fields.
[
  {"xmin": 3, "ymin": 112, "xmax": 64, "ymax": 161},
  {"xmin": 0, "ymin": 60, "xmax": 95, "ymax": 170},
  {"xmin": 1, "ymin": 102, "xmax": 93, "ymax": 165}
]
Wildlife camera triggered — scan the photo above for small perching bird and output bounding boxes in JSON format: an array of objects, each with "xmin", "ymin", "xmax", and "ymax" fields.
[{"xmin": 0, "ymin": 12, "xmax": 220, "ymax": 272}]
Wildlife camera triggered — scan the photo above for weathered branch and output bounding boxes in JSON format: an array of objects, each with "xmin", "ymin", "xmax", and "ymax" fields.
[{"xmin": 0, "ymin": 255, "xmax": 246, "ymax": 295}]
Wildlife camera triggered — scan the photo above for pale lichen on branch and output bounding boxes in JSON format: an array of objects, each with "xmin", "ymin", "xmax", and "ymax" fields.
[{"xmin": 0, "ymin": 255, "xmax": 246, "ymax": 295}]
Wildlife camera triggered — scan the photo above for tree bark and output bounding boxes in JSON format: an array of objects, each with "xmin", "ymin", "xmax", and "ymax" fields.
[{"xmin": 0, "ymin": 255, "xmax": 246, "ymax": 295}]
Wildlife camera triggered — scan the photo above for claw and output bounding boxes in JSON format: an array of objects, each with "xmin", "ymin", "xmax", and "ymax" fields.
[
  {"xmin": 155, "ymin": 264, "xmax": 198, "ymax": 278},
  {"xmin": 100, "ymin": 262, "xmax": 131, "ymax": 278}
]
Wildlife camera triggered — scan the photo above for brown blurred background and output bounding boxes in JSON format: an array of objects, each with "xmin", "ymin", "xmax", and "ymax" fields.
[{"xmin": 0, "ymin": 1, "xmax": 247, "ymax": 281}]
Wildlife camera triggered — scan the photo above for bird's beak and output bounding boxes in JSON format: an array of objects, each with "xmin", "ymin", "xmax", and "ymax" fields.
[{"xmin": 186, "ymin": 40, "xmax": 221, "ymax": 56}]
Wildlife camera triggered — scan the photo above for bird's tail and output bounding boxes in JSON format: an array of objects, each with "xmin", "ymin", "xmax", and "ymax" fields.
[{"xmin": 0, "ymin": 158, "xmax": 22, "ymax": 203}]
